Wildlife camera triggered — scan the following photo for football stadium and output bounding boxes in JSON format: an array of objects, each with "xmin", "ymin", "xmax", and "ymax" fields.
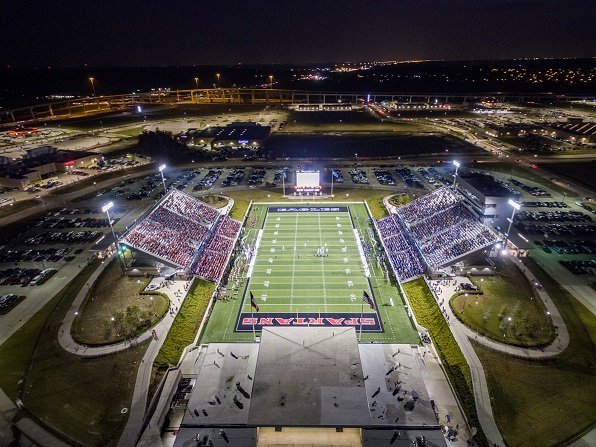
[{"xmin": 106, "ymin": 174, "xmax": 505, "ymax": 446}]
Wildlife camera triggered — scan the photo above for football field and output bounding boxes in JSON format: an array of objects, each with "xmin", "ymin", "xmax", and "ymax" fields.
[{"xmin": 236, "ymin": 205, "xmax": 380, "ymax": 332}]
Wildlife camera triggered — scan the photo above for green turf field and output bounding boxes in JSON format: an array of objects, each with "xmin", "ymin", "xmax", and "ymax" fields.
[
  {"xmin": 201, "ymin": 202, "xmax": 420, "ymax": 344},
  {"xmin": 244, "ymin": 206, "xmax": 372, "ymax": 314}
]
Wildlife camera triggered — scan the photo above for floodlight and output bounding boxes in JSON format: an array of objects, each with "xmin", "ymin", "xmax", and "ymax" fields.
[
  {"xmin": 508, "ymin": 199, "xmax": 521, "ymax": 210},
  {"xmin": 453, "ymin": 160, "xmax": 460, "ymax": 168},
  {"xmin": 102, "ymin": 202, "xmax": 114, "ymax": 213},
  {"xmin": 159, "ymin": 164, "xmax": 166, "ymax": 172}
]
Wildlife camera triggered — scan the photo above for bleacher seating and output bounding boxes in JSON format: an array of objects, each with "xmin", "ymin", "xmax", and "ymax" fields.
[
  {"xmin": 193, "ymin": 215, "xmax": 242, "ymax": 281},
  {"xmin": 123, "ymin": 190, "xmax": 225, "ymax": 269},
  {"xmin": 378, "ymin": 187, "xmax": 499, "ymax": 274},
  {"xmin": 376, "ymin": 214, "xmax": 425, "ymax": 281}
]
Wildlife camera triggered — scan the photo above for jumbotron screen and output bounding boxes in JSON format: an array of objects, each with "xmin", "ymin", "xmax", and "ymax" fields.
[{"xmin": 295, "ymin": 170, "xmax": 321, "ymax": 192}]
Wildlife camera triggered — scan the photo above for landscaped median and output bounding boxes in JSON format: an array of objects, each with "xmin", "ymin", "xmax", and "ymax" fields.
[
  {"xmin": 450, "ymin": 259, "xmax": 555, "ymax": 347},
  {"xmin": 402, "ymin": 278, "xmax": 488, "ymax": 447},
  {"xmin": 153, "ymin": 278, "xmax": 215, "ymax": 370},
  {"xmin": 71, "ymin": 257, "xmax": 169, "ymax": 345}
]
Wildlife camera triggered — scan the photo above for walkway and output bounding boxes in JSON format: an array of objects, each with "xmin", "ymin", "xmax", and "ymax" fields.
[
  {"xmin": 422, "ymin": 253, "xmax": 570, "ymax": 447},
  {"xmin": 58, "ymin": 256, "xmax": 190, "ymax": 356}
]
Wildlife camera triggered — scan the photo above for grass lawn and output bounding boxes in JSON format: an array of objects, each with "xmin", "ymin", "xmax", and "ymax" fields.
[
  {"xmin": 196, "ymin": 194, "xmax": 229, "ymax": 209},
  {"xmin": 474, "ymin": 257, "xmax": 596, "ymax": 447},
  {"xmin": 0, "ymin": 199, "xmax": 42, "ymax": 218},
  {"xmin": 153, "ymin": 278, "xmax": 215, "ymax": 370},
  {"xmin": 539, "ymin": 162, "xmax": 596, "ymax": 192},
  {"xmin": 367, "ymin": 197, "xmax": 389, "ymax": 219},
  {"xmin": 0, "ymin": 260, "xmax": 149, "ymax": 447},
  {"xmin": 450, "ymin": 259, "xmax": 555, "ymax": 347},
  {"xmin": 284, "ymin": 110, "xmax": 429, "ymax": 132},
  {"xmin": 403, "ymin": 278, "xmax": 488, "ymax": 447},
  {"xmin": 72, "ymin": 257, "xmax": 169, "ymax": 345}
]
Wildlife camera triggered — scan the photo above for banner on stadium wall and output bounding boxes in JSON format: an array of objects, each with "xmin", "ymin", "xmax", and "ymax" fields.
[{"xmin": 235, "ymin": 312, "xmax": 383, "ymax": 332}]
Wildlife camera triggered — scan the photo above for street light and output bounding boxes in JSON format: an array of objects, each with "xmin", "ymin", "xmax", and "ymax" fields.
[
  {"xmin": 216, "ymin": 73, "xmax": 220, "ymax": 89},
  {"xmin": 452, "ymin": 160, "xmax": 460, "ymax": 189},
  {"xmin": 269, "ymin": 75, "xmax": 273, "ymax": 88},
  {"xmin": 504, "ymin": 199, "xmax": 521, "ymax": 249},
  {"xmin": 89, "ymin": 77, "xmax": 96, "ymax": 97},
  {"xmin": 194, "ymin": 77, "xmax": 199, "ymax": 89},
  {"xmin": 102, "ymin": 201, "xmax": 125, "ymax": 273},
  {"xmin": 159, "ymin": 164, "xmax": 167, "ymax": 196}
]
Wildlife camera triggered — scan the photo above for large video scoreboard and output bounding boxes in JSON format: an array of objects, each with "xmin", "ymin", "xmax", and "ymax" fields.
[{"xmin": 294, "ymin": 170, "xmax": 321, "ymax": 193}]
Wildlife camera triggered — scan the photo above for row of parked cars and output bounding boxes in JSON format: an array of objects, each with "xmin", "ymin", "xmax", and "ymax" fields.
[
  {"xmin": 373, "ymin": 168, "xmax": 396, "ymax": 185},
  {"xmin": 349, "ymin": 169, "xmax": 369, "ymax": 184},
  {"xmin": 517, "ymin": 211, "xmax": 591, "ymax": 223},
  {"xmin": 43, "ymin": 217, "xmax": 112, "ymax": 229},
  {"xmin": 521, "ymin": 201, "xmax": 568, "ymax": 208},
  {"xmin": 2, "ymin": 248, "xmax": 71, "ymax": 263},
  {"xmin": 559, "ymin": 260, "xmax": 596, "ymax": 276},
  {"xmin": 0, "ymin": 268, "xmax": 56, "ymax": 287},
  {"xmin": 536, "ymin": 239, "xmax": 595, "ymax": 255},
  {"xmin": 24, "ymin": 231, "xmax": 101, "ymax": 245},
  {"xmin": 509, "ymin": 179, "xmax": 550, "ymax": 197},
  {"xmin": 222, "ymin": 169, "xmax": 244, "ymax": 187},
  {"xmin": 193, "ymin": 170, "xmax": 223, "ymax": 191},
  {"xmin": 395, "ymin": 166, "xmax": 424, "ymax": 189},
  {"xmin": 0, "ymin": 294, "xmax": 18, "ymax": 312},
  {"xmin": 517, "ymin": 222, "xmax": 595, "ymax": 237}
]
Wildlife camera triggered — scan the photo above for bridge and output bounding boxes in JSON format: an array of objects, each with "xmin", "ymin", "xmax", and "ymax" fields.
[{"xmin": 1, "ymin": 88, "xmax": 594, "ymax": 125}]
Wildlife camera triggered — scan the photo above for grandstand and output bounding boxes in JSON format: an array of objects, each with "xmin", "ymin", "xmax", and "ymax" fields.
[
  {"xmin": 121, "ymin": 189, "xmax": 241, "ymax": 283},
  {"xmin": 377, "ymin": 187, "xmax": 499, "ymax": 281}
]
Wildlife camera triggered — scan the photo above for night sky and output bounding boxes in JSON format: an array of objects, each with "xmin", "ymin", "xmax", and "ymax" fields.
[{"xmin": 1, "ymin": 0, "xmax": 594, "ymax": 66}]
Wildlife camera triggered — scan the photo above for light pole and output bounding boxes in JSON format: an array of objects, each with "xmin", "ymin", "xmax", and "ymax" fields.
[
  {"xmin": 269, "ymin": 75, "xmax": 273, "ymax": 88},
  {"xmin": 89, "ymin": 77, "xmax": 96, "ymax": 97},
  {"xmin": 452, "ymin": 160, "xmax": 460, "ymax": 190},
  {"xmin": 159, "ymin": 164, "xmax": 167, "ymax": 196},
  {"xmin": 504, "ymin": 199, "xmax": 521, "ymax": 250},
  {"xmin": 103, "ymin": 201, "xmax": 125, "ymax": 273},
  {"xmin": 216, "ymin": 73, "xmax": 220, "ymax": 89},
  {"xmin": 194, "ymin": 77, "xmax": 199, "ymax": 89}
]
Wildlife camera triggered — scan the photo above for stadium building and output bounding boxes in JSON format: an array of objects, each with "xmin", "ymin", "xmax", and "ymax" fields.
[
  {"xmin": 455, "ymin": 172, "xmax": 518, "ymax": 232},
  {"xmin": 142, "ymin": 327, "xmax": 448, "ymax": 447}
]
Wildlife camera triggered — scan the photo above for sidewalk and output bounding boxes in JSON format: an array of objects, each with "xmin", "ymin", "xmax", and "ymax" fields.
[{"xmin": 422, "ymin": 254, "xmax": 571, "ymax": 447}]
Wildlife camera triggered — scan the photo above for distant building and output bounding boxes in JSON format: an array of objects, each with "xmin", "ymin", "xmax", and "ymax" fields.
[
  {"xmin": 543, "ymin": 119, "xmax": 596, "ymax": 144},
  {"xmin": 0, "ymin": 146, "xmax": 100, "ymax": 189},
  {"xmin": 182, "ymin": 122, "xmax": 271, "ymax": 151}
]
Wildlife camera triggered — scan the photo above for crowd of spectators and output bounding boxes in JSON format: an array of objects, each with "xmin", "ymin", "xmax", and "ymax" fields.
[
  {"xmin": 397, "ymin": 187, "xmax": 459, "ymax": 225},
  {"xmin": 377, "ymin": 186, "xmax": 499, "ymax": 274},
  {"xmin": 408, "ymin": 203, "xmax": 474, "ymax": 242},
  {"xmin": 193, "ymin": 216, "xmax": 242, "ymax": 282},
  {"xmin": 123, "ymin": 190, "xmax": 218, "ymax": 268},
  {"xmin": 419, "ymin": 220, "xmax": 498, "ymax": 267},
  {"xmin": 376, "ymin": 214, "xmax": 425, "ymax": 281},
  {"xmin": 162, "ymin": 190, "xmax": 220, "ymax": 226}
]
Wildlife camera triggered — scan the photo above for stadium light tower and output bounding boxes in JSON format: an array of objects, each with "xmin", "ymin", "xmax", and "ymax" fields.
[
  {"xmin": 504, "ymin": 199, "xmax": 521, "ymax": 250},
  {"xmin": 89, "ymin": 77, "xmax": 96, "ymax": 96},
  {"xmin": 452, "ymin": 160, "xmax": 461, "ymax": 189},
  {"xmin": 102, "ymin": 201, "xmax": 125, "ymax": 272},
  {"xmin": 158, "ymin": 164, "xmax": 167, "ymax": 196}
]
